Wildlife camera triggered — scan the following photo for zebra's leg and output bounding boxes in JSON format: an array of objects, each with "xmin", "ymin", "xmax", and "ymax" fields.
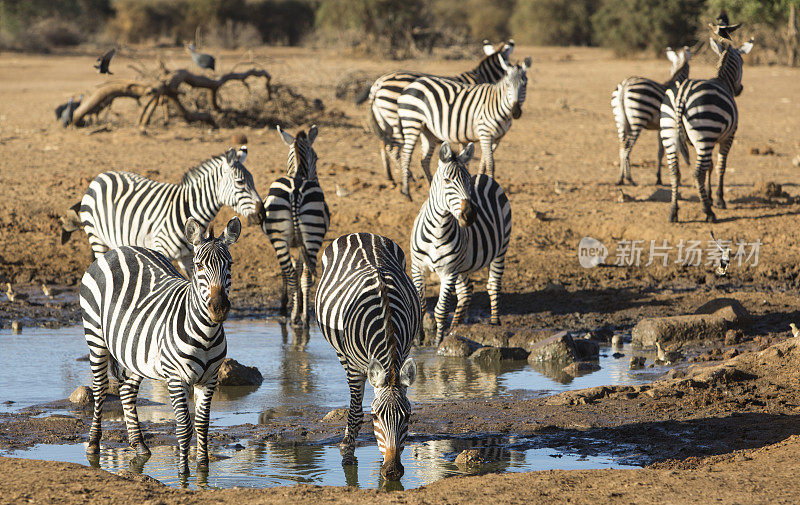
[
  {"xmin": 340, "ymin": 366, "xmax": 366, "ymax": 465},
  {"xmin": 411, "ymin": 260, "xmax": 427, "ymax": 344},
  {"xmin": 291, "ymin": 257, "xmax": 303, "ymax": 324},
  {"xmin": 398, "ymin": 119, "xmax": 423, "ymax": 200},
  {"xmin": 419, "ymin": 131, "xmax": 436, "ymax": 183},
  {"xmin": 487, "ymin": 255, "xmax": 507, "ymax": 325},
  {"xmin": 662, "ymin": 133, "xmax": 681, "ymax": 223},
  {"xmin": 693, "ymin": 149, "xmax": 716, "ymax": 222},
  {"xmin": 167, "ymin": 379, "xmax": 193, "ymax": 476},
  {"xmin": 86, "ymin": 340, "xmax": 110, "ymax": 455},
  {"xmin": 299, "ymin": 257, "xmax": 313, "ymax": 326},
  {"xmin": 434, "ymin": 275, "xmax": 457, "ymax": 345},
  {"xmin": 452, "ymin": 275, "xmax": 473, "ymax": 326},
  {"xmin": 617, "ymin": 130, "xmax": 639, "ymax": 185},
  {"xmin": 194, "ymin": 379, "xmax": 217, "ymax": 470},
  {"xmin": 381, "ymin": 142, "xmax": 395, "ymax": 183},
  {"xmin": 479, "ymin": 137, "xmax": 495, "ymax": 178},
  {"xmin": 119, "ymin": 374, "xmax": 150, "ymax": 456},
  {"xmin": 655, "ymin": 134, "xmax": 664, "ymax": 186},
  {"xmin": 273, "ymin": 238, "xmax": 297, "ymax": 318},
  {"xmin": 714, "ymin": 137, "xmax": 733, "ymax": 209}
]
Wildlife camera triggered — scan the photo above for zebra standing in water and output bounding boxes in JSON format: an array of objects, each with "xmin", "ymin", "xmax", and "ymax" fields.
[
  {"xmin": 660, "ymin": 38, "xmax": 754, "ymax": 222},
  {"xmin": 61, "ymin": 147, "xmax": 263, "ymax": 276},
  {"xmin": 366, "ymin": 40, "xmax": 514, "ymax": 183},
  {"xmin": 397, "ymin": 57, "xmax": 530, "ymax": 198},
  {"xmin": 612, "ymin": 46, "xmax": 691, "ymax": 185},
  {"xmin": 80, "ymin": 217, "xmax": 241, "ymax": 476},
  {"xmin": 315, "ymin": 233, "xmax": 420, "ymax": 481},
  {"xmin": 411, "ymin": 143, "xmax": 512, "ymax": 344},
  {"xmin": 261, "ymin": 125, "xmax": 330, "ymax": 325}
]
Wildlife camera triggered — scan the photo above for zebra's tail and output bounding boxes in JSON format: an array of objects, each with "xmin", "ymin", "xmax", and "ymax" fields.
[
  {"xmin": 612, "ymin": 82, "xmax": 631, "ymax": 138},
  {"xmin": 291, "ymin": 194, "xmax": 310, "ymax": 267},
  {"xmin": 674, "ymin": 99, "xmax": 691, "ymax": 166},
  {"xmin": 60, "ymin": 202, "xmax": 82, "ymax": 245},
  {"xmin": 354, "ymin": 81, "xmax": 372, "ymax": 105},
  {"xmin": 367, "ymin": 93, "xmax": 399, "ymax": 149}
]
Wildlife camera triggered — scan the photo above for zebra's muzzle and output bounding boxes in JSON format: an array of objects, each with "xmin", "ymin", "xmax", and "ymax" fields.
[
  {"xmin": 247, "ymin": 200, "xmax": 266, "ymax": 226},
  {"xmin": 512, "ymin": 103, "xmax": 522, "ymax": 119},
  {"xmin": 208, "ymin": 286, "xmax": 230, "ymax": 323},
  {"xmin": 458, "ymin": 200, "xmax": 476, "ymax": 228},
  {"xmin": 380, "ymin": 448, "xmax": 404, "ymax": 480}
]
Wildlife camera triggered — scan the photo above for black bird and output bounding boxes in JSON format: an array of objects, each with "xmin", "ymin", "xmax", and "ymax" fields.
[
  {"xmin": 188, "ymin": 43, "xmax": 215, "ymax": 71},
  {"xmin": 710, "ymin": 10, "xmax": 741, "ymax": 40},
  {"xmin": 94, "ymin": 49, "xmax": 115, "ymax": 74},
  {"xmin": 56, "ymin": 95, "xmax": 82, "ymax": 127}
]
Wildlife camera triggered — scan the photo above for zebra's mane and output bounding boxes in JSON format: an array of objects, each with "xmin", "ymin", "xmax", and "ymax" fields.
[
  {"xmin": 180, "ymin": 154, "xmax": 224, "ymax": 186},
  {"xmin": 714, "ymin": 42, "xmax": 737, "ymax": 76},
  {"xmin": 375, "ymin": 254, "xmax": 399, "ymax": 386}
]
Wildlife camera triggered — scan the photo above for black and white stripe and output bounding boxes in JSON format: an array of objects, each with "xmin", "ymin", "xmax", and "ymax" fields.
[
  {"xmin": 612, "ymin": 46, "xmax": 691, "ymax": 185},
  {"xmin": 66, "ymin": 147, "xmax": 263, "ymax": 276},
  {"xmin": 261, "ymin": 126, "xmax": 330, "ymax": 325},
  {"xmin": 397, "ymin": 57, "xmax": 530, "ymax": 198},
  {"xmin": 660, "ymin": 38, "xmax": 754, "ymax": 222},
  {"xmin": 80, "ymin": 217, "xmax": 241, "ymax": 476},
  {"xmin": 368, "ymin": 40, "xmax": 514, "ymax": 182},
  {"xmin": 315, "ymin": 233, "xmax": 420, "ymax": 481},
  {"xmin": 411, "ymin": 143, "xmax": 512, "ymax": 344}
]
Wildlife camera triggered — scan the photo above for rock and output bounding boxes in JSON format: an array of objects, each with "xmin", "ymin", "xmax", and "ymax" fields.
[
  {"xmin": 752, "ymin": 181, "xmax": 787, "ymax": 198},
  {"xmin": 116, "ymin": 469, "xmax": 165, "ymax": 486},
  {"xmin": 562, "ymin": 361, "xmax": 600, "ymax": 376},
  {"xmin": 723, "ymin": 348, "xmax": 739, "ymax": 359},
  {"xmin": 611, "ymin": 334, "xmax": 623, "ymax": 348},
  {"xmin": 665, "ymin": 368, "xmax": 686, "ymax": 379},
  {"xmin": 322, "ymin": 408, "xmax": 348, "ymax": 422},
  {"xmin": 725, "ymin": 329, "xmax": 744, "ymax": 345},
  {"xmin": 437, "ymin": 335, "xmax": 482, "ymax": 357},
  {"xmin": 471, "ymin": 346, "xmax": 529, "ymax": 363},
  {"xmin": 11, "ymin": 320, "xmax": 22, "ymax": 334},
  {"xmin": 527, "ymin": 331, "xmax": 578, "ymax": 363},
  {"xmin": 632, "ymin": 298, "xmax": 750, "ymax": 348},
  {"xmin": 107, "ymin": 379, "xmax": 120, "ymax": 396},
  {"xmin": 69, "ymin": 386, "xmax": 92, "ymax": 405},
  {"xmin": 216, "ymin": 358, "xmax": 263, "ymax": 386},
  {"xmin": 573, "ymin": 338, "xmax": 599, "ymax": 360},
  {"xmin": 629, "ymin": 356, "xmax": 646, "ymax": 369},
  {"xmin": 612, "ymin": 352, "xmax": 625, "ymax": 358},
  {"xmin": 455, "ymin": 449, "xmax": 484, "ymax": 467}
]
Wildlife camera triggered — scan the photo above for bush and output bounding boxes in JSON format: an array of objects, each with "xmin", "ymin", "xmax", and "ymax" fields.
[
  {"xmin": 0, "ymin": 0, "xmax": 109, "ymax": 51},
  {"xmin": 248, "ymin": 0, "xmax": 315, "ymax": 45},
  {"xmin": 464, "ymin": 0, "xmax": 514, "ymax": 41},
  {"xmin": 511, "ymin": 0, "xmax": 598, "ymax": 46},
  {"xmin": 592, "ymin": 0, "xmax": 704, "ymax": 55}
]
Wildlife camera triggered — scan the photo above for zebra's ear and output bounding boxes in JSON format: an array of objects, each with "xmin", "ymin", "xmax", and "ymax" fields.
[
  {"xmin": 220, "ymin": 217, "xmax": 241, "ymax": 246},
  {"xmin": 482, "ymin": 39, "xmax": 494, "ymax": 56},
  {"xmin": 367, "ymin": 358, "xmax": 388, "ymax": 388},
  {"xmin": 307, "ymin": 125, "xmax": 318, "ymax": 145},
  {"xmin": 277, "ymin": 125, "xmax": 294, "ymax": 146},
  {"xmin": 665, "ymin": 47, "xmax": 678, "ymax": 64},
  {"xmin": 710, "ymin": 37, "xmax": 723, "ymax": 56},
  {"xmin": 185, "ymin": 218, "xmax": 204, "ymax": 247},
  {"xmin": 438, "ymin": 142, "xmax": 454, "ymax": 163},
  {"xmin": 236, "ymin": 145, "xmax": 248, "ymax": 164},
  {"xmin": 504, "ymin": 39, "xmax": 515, "ymax": 56},
  {"xmin": 457, "ymin": 143, "xmax": 475, "ymax": 164},
  {"xmin": 224, "ymin": 148, "xmax": 237, "ymax": 167},
  {"xmin": 740, "ymin": 38, "xmax": 754, "ymax": 55},
  {"xmin": 399, "ymin": 357, "xmax": 417, "ymax": 388},
  {"xmin": 522, "ymin": 56, "xmax": 532, "ymax": 70}
]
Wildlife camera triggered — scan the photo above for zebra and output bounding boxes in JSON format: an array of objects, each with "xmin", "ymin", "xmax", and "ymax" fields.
[
  {"xmin": 366, "ymin": 40, "xmax": 515, "ymax": 184},
  {"xmin": 315, "ymin": 233, "xmax": 421, "ymax": 481},
  {"xmin": 660, "ymin": 38, "xmax": 754, "ymax": 223},
  {"xmin": 80, "ymin": 216, "xmax": 241, "ymax": 476},
  {"xmin": 410, "ymin": 143, "xmax": 511, "ymax": 345},
  {"xmin": 261, "ymin": 125, "xmax": 330, "ymax": 325},
  {"xmin": 397, "ymin": 57, "xmax": 530, "ymax": 198},
  {"xmin": 611, "ymin": 46, "xmax": 691, "ymax": 186},
  {"xmin": 61, "ymin": 146, "xmax": 264, "ymax": 277}
]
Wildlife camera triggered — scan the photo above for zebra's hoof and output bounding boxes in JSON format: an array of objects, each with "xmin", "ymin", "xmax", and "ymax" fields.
[
  {"xmin": 133, "ymin": 443, "xmax": 151, "ymax": 456},
  {"xmin": 669, "ymin": 210, "xmax": 679, "ymax": 223},
  {"xmin": 706, "ymin": 213, "xmax": 718, "ymax": 223},
  {"xmin": 615, "ymin": 179, "xmax": 625, "ymax": 186},
  {"xmin": 177, "ymin": 465, "xmax": 190, "ymax": 477},
  {"xmin": 715, "ymin": 200, "xmax": 727, "ymax": 209},
  {"xmin": 489, "ymin": 319, "xmax": 500, "ymax": 326},
  {"xmin": 626, "ymin": 179, "xmax": 637, "ymax": 186},
  {"xmin": 197, "ymin": 460, "xmax": 209, "ymax": 470},
  {"xmin": 341, "ymin": 455, "xmax": 358, "ymax": 466}
]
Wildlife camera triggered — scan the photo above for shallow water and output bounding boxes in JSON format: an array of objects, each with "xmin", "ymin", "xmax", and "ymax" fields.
[{"xmin": 0, "ymin": 319, "xmax": 657, "ymax": 488}]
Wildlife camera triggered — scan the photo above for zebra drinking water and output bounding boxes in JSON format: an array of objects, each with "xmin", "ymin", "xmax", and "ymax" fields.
[
  {"xmin": 80, "ymin": 217, "xmax": 240, "ymax": 476},
  {"xmin": 61, "ymin": 146, "xmax": 264, "ymax": 277},
  {"xmin": 261, "ymin": 125, "xmax": 330, "ymax": 325},
  {"xmin": 315, "ymin": 233, "xmax": 421, "ymax": 480},
  {"xmin": 660, "ymin": 38, "xmax": 754, "ymax": 222},
  {"xmin": 397, "ymin": 57, "xmax": 530, "ymax": 198},
  {"xmin": 410, "ymin": 143, "xmax": 512, "ymax": 344},
  {"xmin": 365, "ymin": 40, "xmax": 514, "ymax": 184},
  {"xmin": 611, "ymin": 46, "xmax": 691, "ymax": 186}
]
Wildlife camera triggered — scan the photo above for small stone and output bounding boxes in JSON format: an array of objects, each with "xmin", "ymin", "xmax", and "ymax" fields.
[
  {"xmin": 455, "ymin": 449, "xmax": 484, "ymax": 467},
  {"xmin": 611, "ymin": 334, "xmax": 623, "ymax": 348},
  {"xmin": 437, "ymin": 335, "xmax": 482, "ymax": 357},
  {"xmin": 725, "ymin": 329, "xmax": 743, "ymax": 345},
  {"xmin": 723, "ymin": 348, "xmax": 739, "ymax": 360},
  {"xmin": 69, "ymin": 386, "xmax": 92, "ymax": 405},
  {"xmin": 527, "ymin": 331, "xmax": 578, "ymax": 363},
  {"xmin": 322, "ymin": 408, "xmax": 348, "ymax": 422},
  {"xmin": 217, "ymin": 358, "xmax": 263, "ymax": 386},
  {"xmin": 792, "ymin": 155, "xmax": 800, "ymax": 168},
  {"xmin": 562, "ymin": 361, "xmax": 600, "ymax": 376},
  {"xmin": 471, "ymin": 346, "xmax": 528, "ymax": 363},
  {"xmin": 612, "ymin": 352, "xmax": 625, "ymax": 358},
  {"xmin": 11, "ymin": 320, "xmax": 22, "ymax": 334},
  {"xmin": 629, "ymin": 356, "xmax": 646, "ymax": 369}
]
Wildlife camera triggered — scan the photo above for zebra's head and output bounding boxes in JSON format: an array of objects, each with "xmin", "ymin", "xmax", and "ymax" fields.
[
  {"xmin": 367, "ymin": 356, "xmax": 417, "ymax": 481},
  {"xmin": 278, "ymin": 125, "xmax": 319, "ymax": 180},
  {"xmin": 710, "ymin": 37, "xmax": 754, "ymax": 97},
  {"xmin": 218, "ymin": 146, "xmax": 265, "ymax": 226},
  {"xmin": 665, "ymin": 46, "xmax": 691, "ymax": 81},
  {"xmin": 500, "ymin": 56, "xmax": 531, "ymax": 119},
  {"xmin": 185, "ymin": 217, "xmax": 241, "ymax": 324},
  {"xmin": 432, "ymin": 143, "xmax": 477, "ymax": 228}
]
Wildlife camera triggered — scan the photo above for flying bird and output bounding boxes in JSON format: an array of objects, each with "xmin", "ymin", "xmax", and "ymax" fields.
[
  {"xmin": 94, "ymin": 49, "xmax": 115, "ymax": 74},
  {"xmin": 188, "ymin": 43, "xmax": 215, "ymax": 71},
  {"xmin": 709, "ymin": 10, "xmax": 741, "ymax": 40}
]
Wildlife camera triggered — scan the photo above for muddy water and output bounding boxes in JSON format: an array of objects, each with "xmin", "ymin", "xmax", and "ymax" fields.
[{"xmin": 1, "ymin": 320, "xmax": 655, "ymax": 489}]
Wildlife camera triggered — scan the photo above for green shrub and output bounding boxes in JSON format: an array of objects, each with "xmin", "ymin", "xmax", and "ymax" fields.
[{"xmin": 511, "ymin": 0, "xmax": 598, "ymax": 46}]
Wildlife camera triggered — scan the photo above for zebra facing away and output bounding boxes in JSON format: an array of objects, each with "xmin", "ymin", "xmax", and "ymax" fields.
[
  {"xmin": 261, "ymin": 125, "xmax": 330, "ymax": 325},
  {"xmin": 315, "ymin": 233, "xmax": 421, "ymax": 481},
  {"xmin": 366, "ymin": 40, "xmax": 514, "ymax": 183},
  {"xmin": 80, "ymin": 217, "xmax": 241, "ymax": 476},
  {"xmin": 660, "ymin": 38, "xmax": 754, "ymax": 223},
  {"xmin": 61, "ymin": 146, "xmax": 264, "ymax": 277},
  {"xmin": 397, "ymin": 57, "xmax": 531, "ymax": 198},
  {"xmin": 611, "ymin": 46, "xmax": 691, "ymax": 186},
  {"xmin": 411, "ymin": 143, "xmax": 512, "ymax": 344}
]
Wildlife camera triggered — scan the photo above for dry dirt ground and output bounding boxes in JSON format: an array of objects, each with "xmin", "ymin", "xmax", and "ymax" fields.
[{"xmin": 1, "ymin": 44, "xmax": 800, "ymax": 503}]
